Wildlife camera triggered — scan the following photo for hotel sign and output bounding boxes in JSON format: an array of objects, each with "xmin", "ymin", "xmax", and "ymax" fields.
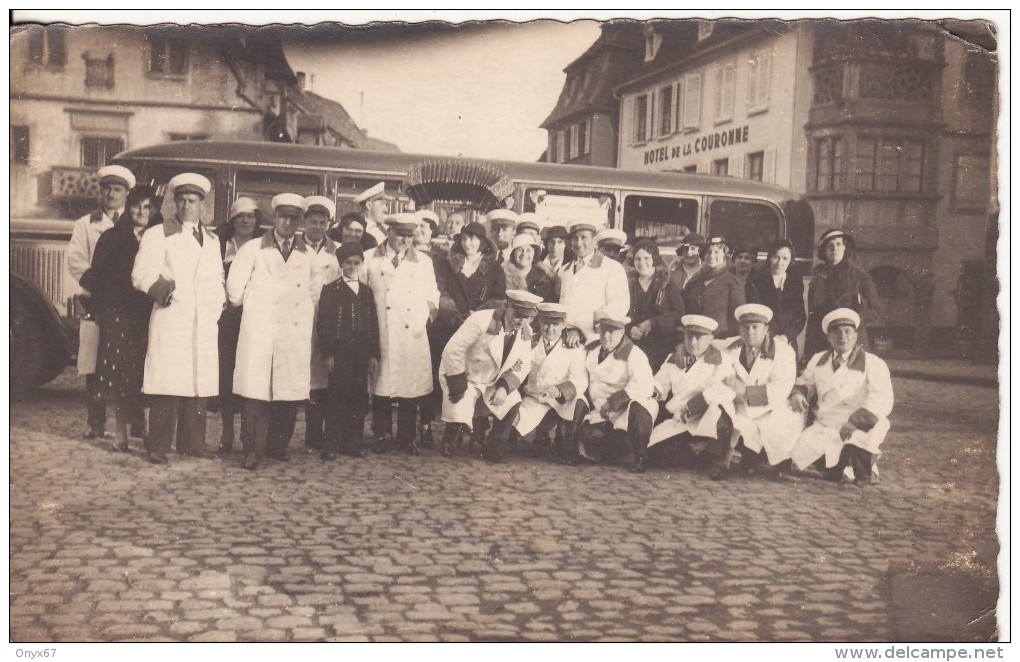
[{"xmin": 643, "ymin": 125, "xmax": 750, "ymax": 165}]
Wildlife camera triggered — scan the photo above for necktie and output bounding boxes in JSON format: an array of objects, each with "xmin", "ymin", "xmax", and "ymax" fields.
[
  {"xmin": 574, "ymin": 259, "xmax": 584, "ymax": 274},
  {"xmin": 111, "ymin": 211, "xmax": 120, "ymax": 223},
  {"xmin": 497, "ymin": 252, "xmax": 505, "ymax": 265},
  {"xmin": 282, "ymin": 238, "xmax": 291, "ymax": 261},
  {"xmin": 743, "ymin": 348, "xmax": 756, "ymax": 371},
  {"xmin": 192, "ymin": 225, "xmax": 203, "ymax": 246},
  {"xmin": 392, "ymin": 252, "xmax": 400, "ymax": 269},
  {"xmin": 833, "ymin": 354, "xmax": 843, "ymax": 371}
]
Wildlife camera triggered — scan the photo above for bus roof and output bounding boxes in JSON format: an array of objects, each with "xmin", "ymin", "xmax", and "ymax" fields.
[{"xmin": 114, "ymin": 141, "xmax": 800, "ymax": 202}]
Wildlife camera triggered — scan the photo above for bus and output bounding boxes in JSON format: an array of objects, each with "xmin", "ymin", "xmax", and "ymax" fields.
[{"xmin": 10, "ymin": 141, "xmax": 814, "ymax": 389}]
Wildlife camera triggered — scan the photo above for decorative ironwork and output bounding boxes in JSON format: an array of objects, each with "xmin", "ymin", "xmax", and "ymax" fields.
[
  {"xmin": 52, "ymin": 167, "xmax": 100, "ymax": 200},
  {"xmin": 860, "ymin": 64, "xmax": 933, "ymax": 101},
  {"xmin": 405, "ymin": 160, "xmax": 514, "ymax": 213},
  {"xmin": 813, "ymin": 65, "xmax": 844, "ymax": 105}
]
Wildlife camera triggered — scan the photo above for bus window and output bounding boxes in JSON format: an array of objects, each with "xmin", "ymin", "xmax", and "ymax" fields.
[
  {"xmin": 782, "ymin": 199, "xmax": 816, "ymax": 265},
  {"xmin": 236, "ymin": 170, "xmax": 321, "ymax": 221},
  {"xmin": 139, "ymin": 166, "xmax": 218, "ymax": 227},
  {"xmin": 525, "ymin": 187, "xmax": 615, "ymax": 229},
  {"xmin": 707, "ymin": 199, "xmax": 781, "ymax": 253},
  {"xmin": 334, "ymin": 177, "xmax": 406, "ymax": 219},
  {"xmin": 622, "ymin": 194, "xmax": 699, "ymax": 253}
]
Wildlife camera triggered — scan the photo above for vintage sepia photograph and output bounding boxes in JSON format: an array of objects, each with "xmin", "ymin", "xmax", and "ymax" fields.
[{"xmin": 8, "ymin": 9, "xmax": 1007, "ymax": 652}]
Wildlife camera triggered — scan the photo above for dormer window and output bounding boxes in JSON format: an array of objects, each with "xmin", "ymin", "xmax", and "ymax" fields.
[
  {"xmin": 644, "ymin": 26, "xmax": 662, "ymax": 62},
  {"xmin": 698, "ymin": 20, "xmax": 714, "ymax": 42}
]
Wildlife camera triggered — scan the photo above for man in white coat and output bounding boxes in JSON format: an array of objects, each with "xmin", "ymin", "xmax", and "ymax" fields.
[
  {"xmin": 362, "ymin": 214, "xmax": 440, "ymax": 455},
  {"xmin": 788, "ymin": 308, "xmax": 894, "ymax": 486},
  {"xmin": 573, "ymin": 309, "xmax": 658, "ymax": 473},
  {"xmin": 439, "ymin": 290, "xmax": 543, "ymax": 462},
  {"xmin": 132, "ymin": 173, "xmax": 224, "ymax": 464},
  {"xmin": 353, "ymin": 182, "xmax": 392, "ymax": 245},
  {"xmin": 68, "ymin": 164, "xmax": 134, "ymax": 439},
  {"xmin": 558, "ymin": 218, "xmax": 630, "ymax": 341},
  {"xmin": 487, "ymin": 209, "xmax": 517, "ymax": 265},
  {"xmin": 647, "ymin": 315, "xmax": 737, "ymax": 475},
  {"xmin": 714, "ymin": 303, "xmax": 799, "ymax": 480},
  {"xmin": 226, "ymin": 193, "xmax": 319, "ymax": 470},
  {"xmin": 301, "ymin": 195, "xmax": 341, "ymax": 451},
  {"xmin": 513, "ymin": 303, "xmax": 588, "ymax": 462}
]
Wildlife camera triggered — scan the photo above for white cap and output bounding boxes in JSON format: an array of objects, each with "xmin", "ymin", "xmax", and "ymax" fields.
[
  {"xmin": 229, "ymin": 197, "xmax": 259, "ymax": 219},
  {"xmin": 516, "ymin": 213, "xmax": 542, "ymax": 233},
  {"xmin": 595, "ymin": 308, "xmax": 631, "ymax": 329},
  {"xmin": 595, "ymin": 228, "xmax": 628, "ymax": 247},
  {"xmin": 567, "ymin": 218, "xmax": 600, "ymax": 236},
  {"xmin": 271, "ymin": 192, "xmax": 308, "ymax": 213},
  {"xmin": 680, "ymin": 314, "xmax": 718, "ymax": 335},
  {"xmin": 168, "ymin": 172, "xmax": 211, "ymax": 198},
  {"xmin": 304, "ymin": 195, "xmax": 336, "ymax": 219},
  {"xmin": 353, "ymin": 182, "xmax": 392, "ymax": 205},
  {"xmin": 486, "ymin": 208, "xmax": 518, "ymax": 228},
  {"xmin": 511, "ymin": 233, "xmax": 541, "ymax": 251},
  {"xmin": 735, "ymin": 303, "xmax": 774, "ymax": 324},
  {"xmin": 506, "ymin": 289, "xmax": 544, "ymax": 316},
  {"xmin": 822, "ymin": 308, "xmax": 861, "ymax": 333},
  {"xmin": 385, "ymin": 213, "xmax": 418, "ymax": 236},
  {"xmin": 97, "ymin": 165, "xmax": 136, "ymax": 189},
  {"xmin": 416, "ymin": 209, "xmax": 440, "ymax": 225}
]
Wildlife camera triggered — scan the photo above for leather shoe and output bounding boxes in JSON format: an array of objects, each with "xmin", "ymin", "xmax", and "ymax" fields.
[
  {"xmin": 146, "ymin": 452, "xmax": 168, "ymax": 465},
  {"xmin": 372, "ymin": 436, "xmax": 392, "ymax": 454},
  {"xmin": 321, "ymin": 451, "xmax": 337, "ymax": 461},
  {"xmin": 110, "ymin": 442, "xmax": 130, "ymax": 453},
  {"xmin": 241, "ymin": 453, "xmax": 259, "ymax": 470},
  {"xmin": 266, "ymin": 450, "xmax": 291, "ymax": 462},
  {"xmin": 419, "ymin": 424, "xmax": 434, "ymax": 448},
  {"xmin": 406, "ymin": 439, "xmax": 421, "ymax": 456},
  {"xmin": 708, "ymin": 466, "xmax": 727, "ymax": 481},
  {"xmin": 342, "ymin": 445, "xmax": 368, "ymax": 458},
  {"xmin": 629, "ymin": 455, "xmax": 647, "ymax": 474},
  {"xmin": 852, "ymin": 475, "xmax": 876, "ymax": 487},
  {"xmin": 183, "ymin": 449, "xmax": 216, "ymax": 460}
]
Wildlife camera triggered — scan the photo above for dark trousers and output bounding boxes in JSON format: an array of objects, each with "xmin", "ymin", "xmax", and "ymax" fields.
[
  {"xmin": 570, "ymin": 401, "xmax": 653, "ymax": 462},
  {"xmin": 829, "ymin": 444, "xmax": 874, "ymax": 480},
  {"xmin": 241, "ymin": 399, "xmax": 299, "ymax": 456},
  {"xmin": 147, "ymin": 395, "xmax": 207, "ymax": 455},
  {"xmin": 371, "ymin": 396, "xmax": 417, "ymax": 442},
  {"xmin": 85, "ymin": 374, "xmax": 107, "ymax": 431},
  {"xmin": 654, "ymin": 411, "xmax": 734, "ymax": 470},
  {"xmin": 305, "ymin": 389, "xmax": 329, "ymax": 448},
  {"xmin": 483, "ymin": 403, "xmax": 521, "ymax": 458}
]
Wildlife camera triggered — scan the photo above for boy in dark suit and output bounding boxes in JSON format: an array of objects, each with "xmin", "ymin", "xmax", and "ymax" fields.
[{"xmin": 316, "ymin": 242, "xmax": 380, "ymax": 460}]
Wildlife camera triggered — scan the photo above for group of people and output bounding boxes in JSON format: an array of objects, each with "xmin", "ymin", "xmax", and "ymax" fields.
[{"xmin": 69, "ymin": 166, "xmax": 892, "ymax": 484}]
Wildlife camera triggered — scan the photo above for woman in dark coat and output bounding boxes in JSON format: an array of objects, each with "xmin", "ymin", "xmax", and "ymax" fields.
[
  {"xmin": 682, "ymin": 235, "xmax": 746, "ymax": 338},
  {"xmin": 79, "ymin": 186, "xmax": 156, "ymax": 452},
  {"xmin": 804, "ymin": 228, "xmax": 882, "ymax": 359},
  {"xmin": 502, "ymin": 233, "xmax": 556, "ymax": 303},
  {"xmin": 214, "ymin": 197, "xmax": 265, "ymax": 453},
  {"xmin": 745, "ymin": 238, "xmax": 806, "ymax": 359},
  {"xmin": 435, "ymin": 221, "xmax": 507, "ymax": 333},
  {"xmin": 626, "ymin": 238, "xmax": 685, "ymax": 371}
]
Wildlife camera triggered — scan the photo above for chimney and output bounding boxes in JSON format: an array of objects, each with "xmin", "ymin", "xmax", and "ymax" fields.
[{"xmin": 296, "ymin": 71, "xmax": 306, "ymax": 90}]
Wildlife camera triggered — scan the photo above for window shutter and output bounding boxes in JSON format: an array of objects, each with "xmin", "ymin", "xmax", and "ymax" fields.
[
  {"xmin": 685, "ymin": 74, "xmax": 702, "ymax": 129},
  {"xmin": 649, "ymin": 89, "xmax": 656, "ymax": 138},
  {"xmin": 731, "ymin": 155, "xmax": 745, "ymax": 180},
  {"xmin": 27, "ymin": 28, "xmax": 44, "ymax": 62},
  {"xmin": 763, "ymin": 149, "xmax": 777, "ymax": 184}
]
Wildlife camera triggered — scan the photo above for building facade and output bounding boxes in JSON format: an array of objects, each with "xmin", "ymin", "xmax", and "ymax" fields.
[
  {"xmin": 10, "ymin": 24, "xmax": 392, "ymax": 221},
  {"xmin": 541, "ymin": 22, "xmax": 644, "ymax": 167},
  {"xmin": 552, "ymin": 18, "xmax": 997, "ymax": 352}
]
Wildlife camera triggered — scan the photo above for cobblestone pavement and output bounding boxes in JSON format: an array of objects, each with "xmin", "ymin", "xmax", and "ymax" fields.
[{"xmin": 9, "ymin": 370, "xmax": 1001, "ymax": 642}]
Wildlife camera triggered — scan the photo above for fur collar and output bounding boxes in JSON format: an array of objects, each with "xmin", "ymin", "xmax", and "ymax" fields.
[
  {"xmin": 816, "ymin": 344, "xmax": 866, "ymax": 372},
  {"xmin": 727, "ymin": 333, "xmax": 776, "ymax": 361}
]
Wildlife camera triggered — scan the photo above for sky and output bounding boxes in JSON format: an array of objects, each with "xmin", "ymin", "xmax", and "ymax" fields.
[{"xmin": 283, "ymin": 21, "xmax": 602, "ymax": 161}]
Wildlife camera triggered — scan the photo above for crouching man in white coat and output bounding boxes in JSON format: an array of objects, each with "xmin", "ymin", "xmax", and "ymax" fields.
[
  {"xmin": 788, "ymin": 308, "xmax": 893, "ymax": 486},
  {"xmin": 647, "ymin": 315, "xmax": 737, "ymax": 476},
  {"xmin": 715, "ymin": 304, "xmax": 799, "ymax": 480},
  {"xmin": 573, "ymin": 309, "xmax": 658, "ymax": 473},
  {"xmin": 439, "ymin": 290, "xmax": 543, "ymax": 462},
  {"xmin": 227, "ymin": 193, "xmax": 318, "ymax": 471},
  {"xmin": 513, "ymin": 303, "xmax": 588, "ymax": 463}
]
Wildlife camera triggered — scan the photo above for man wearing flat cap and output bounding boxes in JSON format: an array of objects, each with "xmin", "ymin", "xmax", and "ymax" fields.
[
  {"xmin": 362, "ymin": 213, "xmax": 440, "ymax": 456},
  {"xmin": 571, "ymin": 309, "xmax": 658, "ymax": 472},
  {"xmin": 558, "ymin": 218, "xmax": 630, "ymax": 342},
  {"xmin": 711, "ymin": 303, "xmax": 798, "ymax": 479},
  {"xmin": 226, "ymin": 193, "xmax": 322, "ymax": 469},
  {"xmin": 132, "ymin": 172, "xmax": 225, "ymax": 464},
  {"xmin": 647, "ymin": 314, "xmax": 738, "ymax": 476},
  {"xmin": 439, "ymin": 290, "xmax": 542, "ymax": 462},
  {"xmin": 513, "ymin": 303, "xmax": 588, "ymax": 462},
  {"xmin": 352, "ymin": 182, "xmax": 392, "ymax": 245},
  {"xmin": 301, "ymin": 196, "xmax": 341, "ymax": 452},
  {"xmin": 487, "ymin": 209, "xmax": 518, "ymax": 265},
  {"xmin": 68, "ymin": 164, "xmax": 136, "ymax": 440},
  {"xmin": 787, "ymin": 308, "xmax": 894, "ymax": 486}
]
